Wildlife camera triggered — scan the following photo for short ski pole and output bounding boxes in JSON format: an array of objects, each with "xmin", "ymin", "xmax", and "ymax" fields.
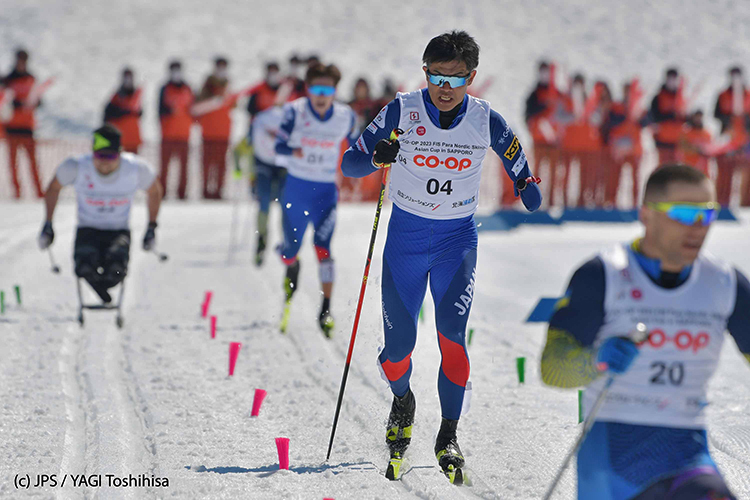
[
  {"xmin": 48, "ymin": 248, "xmax": 60, "ymax": 274},
  {"xmin": 151, "ymin": 248, "xmax": 169, "ymax": 262},
  {"xmin": 542, "ymin": 323, "xmax": 648, "ymax": 500},
  {"xmin": 326, "ymin": 129, "xmax": 402, "ymax": 461}
]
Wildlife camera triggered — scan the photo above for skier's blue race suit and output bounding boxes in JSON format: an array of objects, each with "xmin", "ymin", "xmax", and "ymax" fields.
[
  {"xmin": 542, "ymin": 240, "xmax": 750, "ymax": 500},
  {"xmin": 342, "ymin": 88, "xmax": 541, "ymax": 420},
  {"xmin": 275, "ymin": 97, "xmax": 358, "ymax": 265}
]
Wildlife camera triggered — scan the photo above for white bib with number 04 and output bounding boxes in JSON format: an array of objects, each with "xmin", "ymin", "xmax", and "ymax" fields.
[{"xmin": 389, "ymin": 90, "xmax": 490, "ymax": 220}]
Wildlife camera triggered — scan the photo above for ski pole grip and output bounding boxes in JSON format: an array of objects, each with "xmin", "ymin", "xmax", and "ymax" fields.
[
  {"xmin": 629, "ymin": 322, "xmax": 648, "ymax": 344},
  {"xmin": 390, "ymin": 128, "xmax": 404, "ymax": 142}
]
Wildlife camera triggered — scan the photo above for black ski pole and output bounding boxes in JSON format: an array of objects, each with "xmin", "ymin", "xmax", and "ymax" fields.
[
  {"xmin": 326, "ymin": 129, "xmax": 402, "ymax": 461},
  {"xmin": 48, "ymin": 248, "xmax": 60, "ymax": 274},
  {"xmin": 150, "ymin": 248, "xmax": 168, "ymax": 262}
]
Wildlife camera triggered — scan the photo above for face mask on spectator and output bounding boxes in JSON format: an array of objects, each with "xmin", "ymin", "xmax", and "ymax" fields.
[
  {"xmin": 170, "ymin": 69, "xmax": 182, "ymax": 83},
  {"xmin": 267, "ymin": 70, "xmax": 282, "ymax": 86},
  {"xmin": 123, "ymin": 74, "xmax": 134, "ymax": 88},
  {"xmin": 731, "ymin": 73, "xmax": 743, "ymax": 87},
  {"xmin": 539, "ymin": 68, "xmax": 550, "ymax": 85},
  {"xmin": 215, "ymin": 67, "xmax": 228, "ymax": 80},
  {"xmin": 666, "ymin": 76, "xmax": 678, "ymax": 91}
]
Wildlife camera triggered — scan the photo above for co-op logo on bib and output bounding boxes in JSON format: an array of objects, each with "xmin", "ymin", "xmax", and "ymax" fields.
[
  {"xmin": 644, "ymin": 328, "xmax": 710, "ymax": 353},
  {"xmin": 301, "ymin": 137, "xmax": 336, "ymax": 149},
  {"xmin": 413, "ymin": 155, "xmax": 472, "ymax": 171}
]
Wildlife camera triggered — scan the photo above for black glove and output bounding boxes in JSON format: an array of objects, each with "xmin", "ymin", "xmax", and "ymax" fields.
[
  {"xmin": 143, "ymin": 221, "xmax": 157, "ymax": 251},
  {"xmin": 38, "ymin": 221, "xmax": 54, "ymax": 249},
  {"xmin": 372, "ymin": 138, "xmax": 400, "ymax": 167},
  {"xmin": 515, "ymin": 176, "xmax": 542, "ymax": 192}
]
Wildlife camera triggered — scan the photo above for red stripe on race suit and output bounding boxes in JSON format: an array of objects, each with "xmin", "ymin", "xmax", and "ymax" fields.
[
  {"xmin": 438, "ymin": 331, "xmax": 470, "ymax": 387},
  {"xmin": 381, "ymin": 352, "xmax": 412, "ymax": 382},
  {"xmin": 315, "ymin": 245, "xmax": 330, "ymax": 261}
]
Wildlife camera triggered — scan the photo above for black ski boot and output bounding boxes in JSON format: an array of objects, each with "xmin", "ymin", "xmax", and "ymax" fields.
[
  {"xmin": 255, "ymin": 234, "xmax": 266, "ymax": 267},
  {"xmin": 284, "ymin": 260, "xmax": 300, "ymax": 301},
  {"xmin": 318, "ymin": 297, "xmax": 334, "ymax": 338},
  {"xmin": 435, "ymin": 418, "xmax": 465, "ymax": 485},
  {"xmin": 385, "ymin": 389, "xmax": 416, "ymax": 480}
]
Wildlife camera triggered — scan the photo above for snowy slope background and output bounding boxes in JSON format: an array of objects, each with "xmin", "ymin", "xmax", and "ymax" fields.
[
  {"xmin": 1, "ymin": 1, "xmax": 750, "ymax": 499},
  {"xmin": 2, "ymin": 0, "xmax": 750, "ymax": 144}
]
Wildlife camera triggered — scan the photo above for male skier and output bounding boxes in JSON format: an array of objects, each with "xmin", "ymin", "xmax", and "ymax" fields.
[
  {"xmin": 541, "ymin": 164, "xmax": 750, "ymax": 499},
  {"xmin": 342, "ymin": 31, "xmax": 542, "ymax": 482},
  {"xmin": 275, "ymin": 63, "xmax": 359, "ymax": 336},
  {"xmin": 39, "ymin": 125, "xmax": 163, "ymax": 313}
]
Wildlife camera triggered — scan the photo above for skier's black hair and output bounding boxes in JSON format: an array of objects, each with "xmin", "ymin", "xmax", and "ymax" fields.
[
  {"xmin": 422, "ymin": 30, "xmax": 479, "ymax": 72},
  {"xmin": 643, "ymin": 164, "xmax": 709, "ymax": 203}
]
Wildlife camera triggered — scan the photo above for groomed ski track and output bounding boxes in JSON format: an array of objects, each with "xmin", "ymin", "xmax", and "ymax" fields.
[{"xmin": 1, "ymin": 201, "xmax": 749, "ymax": 499}]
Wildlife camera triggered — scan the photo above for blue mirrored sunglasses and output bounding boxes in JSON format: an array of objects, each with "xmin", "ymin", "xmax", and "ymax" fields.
[
  {"xmin": 308, "ymin": 85, "xmax": 336, "ymax": 96},
  {"xmin": 647, "ymin": 202, "xmax": 719, "ymax": 226},
  {"xmin": 425, "ymin": 70, "xmax": 469, "ymax": 88}
]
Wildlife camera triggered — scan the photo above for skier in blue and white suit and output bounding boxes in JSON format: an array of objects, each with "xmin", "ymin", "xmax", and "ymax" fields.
[
  {"xmin": 275, "ymin": 62, "xmax": 359, "ymax": 337},
  {"xmin": 541, "ymin": 164, "xmax": 750, "ymax": 500},
  {"xmin": 342, "ymin": 30, "xmax": 542, "ymax": 475}
]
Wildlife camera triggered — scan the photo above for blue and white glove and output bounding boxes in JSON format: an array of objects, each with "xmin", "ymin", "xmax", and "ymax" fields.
[{"xmin": 596, "ymin": 337, "xmax": 640, "ymax": 374}]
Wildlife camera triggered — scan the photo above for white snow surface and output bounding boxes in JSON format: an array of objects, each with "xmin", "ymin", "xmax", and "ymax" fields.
[{"xmin": 1, "ymin": 199, "xmax": 749, "ymax": 499}]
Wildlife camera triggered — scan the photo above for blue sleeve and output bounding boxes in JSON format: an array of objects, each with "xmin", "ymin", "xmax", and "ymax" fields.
[
  {"xmin": 341, "ymin": 99, "xmax": 401, "ymax": 178},
  {"xmin": 728, "ymin": 268, "xmax": 750, "ymax": 355},
  {"xmin": 275, "ymin": 104, "xmax": 296, "ymax": 156},
  {"xmin": 548, "ymin": 257, "xmax": 606, "ymax": 348},
  {"xmin": 489, "ymin": 109, "xmax": 542, "ymax": 211}
]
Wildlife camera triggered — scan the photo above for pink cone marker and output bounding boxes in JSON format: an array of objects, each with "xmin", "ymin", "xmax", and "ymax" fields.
[
  {"xmin": 228, "ymin": 342, "xmax": 242, "ymax": 376},
  {"xmin": 210, "ymin": 315, "xmax": 217, "ymax": 339},
  {"xmin": 201, "ymin": 291, "xmax": 213, "ymax": 318},
  {"xmin": 251, "ymin": 389, "xmax": 267, "ymax": 417},
  {"xmin": 275, "ymin": 437, "xmax": 290, "ymax": 470}
]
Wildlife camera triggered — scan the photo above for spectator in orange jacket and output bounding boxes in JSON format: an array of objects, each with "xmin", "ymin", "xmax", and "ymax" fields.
[
  {"xmin": 648, "ymin": 67, "xmax": 684, "ymax": 165},
  {"xmin": 713, "ymin": 66, "xmax": 750, "ymax": 206},
  {"xmin": 561, "ymin": 74, "xmax": 603, "ymax": 207},
  {"xmin": 195, "ymin": 56, "xmax": 236, "ymax": 199},
  {"xmin": 602, "ymin": 82, "xmax": 644, "ymax": 207},
  {"xmin": 159, "ymin": 60, "xmax": 194, "ymax": 200},
  {"xmin": 2, "ymin": 49, "xmax": 44, "ymax": 198},
  {"xmin": 525, "ymin": 61, "xmax": 562, "ymax": 206},
  {"xmin": 247, "ymin": 62, "xmax": 283, "ymax": 120},
  {"xmin": 104, "ymin": 68, "xmax": 142, "ymax": 153},
  {"xmin": 677, "ymin": 110, "xmax": 712, "ymax": 176}
]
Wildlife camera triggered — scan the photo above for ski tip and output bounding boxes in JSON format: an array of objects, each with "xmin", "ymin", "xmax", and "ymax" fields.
[{"xmin": 443, "ymin": 465, "xmax": 467, "ymax": 486}]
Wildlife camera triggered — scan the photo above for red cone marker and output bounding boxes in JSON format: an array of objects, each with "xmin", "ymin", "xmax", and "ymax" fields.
[
  {"xmin": 228, "ymin": 342, "xmax": 242, "ymax": 376},
  {"xmin": 275, "ymin": 437, "xmax": 290, "ymax": 470},
  {"xmin": 251, "ymin": 389, "xmax": 267, "ymax": 417},
  {"xmin": 201, "ymin": 291, "xmax": 213, "ymax": 318}
]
